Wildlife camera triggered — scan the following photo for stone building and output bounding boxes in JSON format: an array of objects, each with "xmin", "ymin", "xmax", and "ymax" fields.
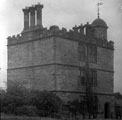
[
  {"xmin": 114, "ymin": 92, "xmax": 122, "ymax": 118},
  {"xmin": 7, "ymin": 3, "xmax": 115, "ymax": 118}
]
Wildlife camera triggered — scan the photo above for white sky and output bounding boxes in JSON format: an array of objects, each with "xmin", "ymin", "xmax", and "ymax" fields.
[{"xmin": 0, "ymin": 0, "xmax": 122, "ymax": 93}]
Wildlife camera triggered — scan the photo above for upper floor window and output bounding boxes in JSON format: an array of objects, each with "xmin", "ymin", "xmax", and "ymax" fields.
[
  {"xmin": 78, "ymin": 43, "xmax": 97, "ymax": 63},
  {"xmin": 78, "ymin": 43, "xmax": 86, "ymax": 61},
  {"xmin": 79, "ymin": 69, "xmax": 97, "ymax": 86},
  {"xmin": 89, "ymin": 70, "xmax": 97, "ymax": 86},
  {"xmin": 88, "ymin": 45, "xmax": 97, "ymax": 63}
]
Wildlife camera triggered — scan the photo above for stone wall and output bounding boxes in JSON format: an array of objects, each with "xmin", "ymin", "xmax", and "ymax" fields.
[
  {"xmin": 7, "ymin": 37, "xmax": 57, "ymax": 91},
  {"xmin": 97, "ymin": 94, "xmax": 115, "ymax": 117},
  {"xmin": 53, "ymin": 37, "xmax": 114, "ymax": 94},
  {"xmin": 7, "ymin": 35, "xmax": 114, "ymax": 94},
  {"xmin": 96, "ymin": 71, "xmax": 113, "ymax": 94},
  {"xmin": 55, "ymin": 37, "xmax": 79, "ymax": 66},
  {"xmin": 7, "ymin": 65, "xmax": 56, "ymax": 91},
  {"xmin": 7, "ymin": 33, "xmax": 114, "ymax": 118},
  {"xmin": 8, "ymin": 37, "xmax": 54, "ymax": 69},
  {"xmin": 97, "ymin": 47, "xmax": 114, "ymax": 71}
]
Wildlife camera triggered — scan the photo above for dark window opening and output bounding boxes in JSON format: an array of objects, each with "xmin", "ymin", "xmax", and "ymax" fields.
[{"xmin": 79, "ymin": 69, "xmax": 97, "ymax": 86}]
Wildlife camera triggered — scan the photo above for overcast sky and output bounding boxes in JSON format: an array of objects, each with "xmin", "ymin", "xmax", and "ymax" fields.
[{"xmin": 0, "ymin": 0, "xmax": 122, "ymax": 93}]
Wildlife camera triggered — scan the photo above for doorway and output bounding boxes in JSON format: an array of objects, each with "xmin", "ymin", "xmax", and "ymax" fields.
[{"xmin": 104, "ymin": 102, "xmax": 110, "ymax": 119}]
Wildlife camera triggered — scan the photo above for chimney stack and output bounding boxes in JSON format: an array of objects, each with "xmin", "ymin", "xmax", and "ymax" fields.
[
  {"xmin": 22, "ymin": 3, "xmax": 43, "ymax": 31},
  {"xmin": 35, "ymin": 3, "xmax": 43, "ymax": 27},
  {"xmin": 29, "ymin": 6, "xmax": 36, "ymax": 28},
  {"xmin": 23, "ymin": 7, "xmax": 29, "ymax": 30}
]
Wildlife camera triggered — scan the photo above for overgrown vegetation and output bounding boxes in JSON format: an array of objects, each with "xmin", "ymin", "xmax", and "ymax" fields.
[
  {"xmin": 0, "ymin": 81, "xmax": 98, "ymax": 118},
  {"xmin": 0, "ymin": 82, "xmax": 62, "ymax": 117}
]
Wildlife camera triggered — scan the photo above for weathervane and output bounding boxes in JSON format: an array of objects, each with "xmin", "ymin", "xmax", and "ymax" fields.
[{"xmin": 97, "ymin": 1, "xmax": 103, "ymax": 18}]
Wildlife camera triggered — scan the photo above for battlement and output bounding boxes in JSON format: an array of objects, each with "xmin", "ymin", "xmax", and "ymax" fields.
[
  {"xmin": 7, "ymin": 23, "xmax": 114, "ymax": 49},
  {"xmin": 7, "ymin": 3, "xmax": 114, "ymax": 49}
]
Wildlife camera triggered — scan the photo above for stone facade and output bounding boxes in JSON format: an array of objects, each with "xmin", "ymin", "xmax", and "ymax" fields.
[
  {"xmin": 7, "ymin": 3, "xmax": 115, "ymax": 119},
  {"xmin": 114, "ymin": 93, "xmax": 122, "ymax": 118}
]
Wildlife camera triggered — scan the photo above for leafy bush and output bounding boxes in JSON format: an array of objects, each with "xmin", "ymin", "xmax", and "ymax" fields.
[
  {"xmin": 1, "ymin": 82, "xmax": 63, "ymax": 117},
  {"xmin": 1, "ymin": 82, "xmax": 29, "ymax": 114},
  {"xmin": 0, "ymin": 89, "xmax": 8, "ymax": 113},
  {"xmin": 14, "ymin": 105, "xmax": 38, "ymax": 116},
  {"xmin": 31, "ymin": 90, "xmax": 62, "ymax": 117},
  {"xmin": 1, "ymin": 94, "xmax": 26, "ymax": 114}
]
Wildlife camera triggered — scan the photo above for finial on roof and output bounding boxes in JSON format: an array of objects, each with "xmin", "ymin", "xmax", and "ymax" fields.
[{"xmin": 97, "ymin": 1, "xmax": 103, "ymax": 19}]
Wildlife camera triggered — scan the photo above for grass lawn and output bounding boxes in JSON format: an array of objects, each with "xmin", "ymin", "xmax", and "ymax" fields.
[
  {"xmin": 1, "ymin": 113, "xmax": 59, "ymax": 120},
  {"xmin": 1, "ymin": 113, "xmax": 41, "ymax": 120}
]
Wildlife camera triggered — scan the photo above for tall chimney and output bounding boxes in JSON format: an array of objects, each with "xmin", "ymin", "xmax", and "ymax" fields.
[
  {"xmin": 35, "ymin": 3, "xmax": 43, "ymax": 27},
  {"xmin": 29, "ymin": 6, "xmax": 36, "ymax": 27},
  {"xmin": 23, "ymin": 7, "xmax": 29, "ymax": 30}
]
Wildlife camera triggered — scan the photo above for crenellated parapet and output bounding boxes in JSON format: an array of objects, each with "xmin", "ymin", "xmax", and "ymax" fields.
[
  {"xmin": 7, "ymin": 3, "xmax": 114, "ymax": 49},
  {"xmin": 7, "ymin": 34, "xmax": 23, "ymax": 45},
  {"xmin": 107, "ymin": 40, "xmax": 114, "ymax": 49},
  {"xmin": 7, "ymin": 23, "xmax": 114, "ymax": 49}
]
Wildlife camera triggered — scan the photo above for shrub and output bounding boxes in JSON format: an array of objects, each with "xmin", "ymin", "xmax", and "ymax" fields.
[
  {"xmin": 14, "ymin": 105, "xmax": 39, "ymax": 116},
  {"xmin": 0, "ymin": 89, "xmax": 6, "ymax": 113},
  {"xmin": 1, "ymin": 81, "xmax": 63, "ymax": 117},
  {"xmin": 31, "ymin": 91, "xmax": 62, "ymax": 117}
]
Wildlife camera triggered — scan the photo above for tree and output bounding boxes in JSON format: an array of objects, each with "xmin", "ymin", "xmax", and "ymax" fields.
[
  {"xmin": 0, "ymin": 88, "xmax": 6, "ymax": 113},
  {"xmin": 1, "ymin": 81, "xmax": 63, "ymax": 117},
  {"xmin": 1, "ymin": 81, "xmax": 29, "ymax": 114},
  {"xmin": 67, "ymin": 99, "xmax": 87, "ymax": 118},
  {"xmin": 31, "ymin": 90, "xmax": 62, "ymax": 117}
]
